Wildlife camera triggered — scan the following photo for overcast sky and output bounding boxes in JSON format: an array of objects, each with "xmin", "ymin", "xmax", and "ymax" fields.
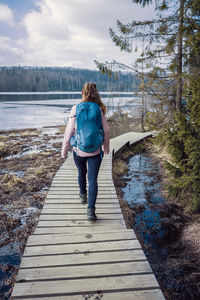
[{"xmin": 0, "ymin": 0, "xmax": 155, "ymax": 70}]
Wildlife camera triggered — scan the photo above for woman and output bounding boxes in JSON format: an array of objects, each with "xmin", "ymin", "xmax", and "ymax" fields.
[{"xmin": 61, "ymin": 83, "xmax": 110, "ymax": 221}]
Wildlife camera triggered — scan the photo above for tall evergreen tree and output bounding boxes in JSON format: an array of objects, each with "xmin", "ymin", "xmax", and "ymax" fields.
[
  {"xmin": 157, "ymin": 0, "xmax": 200, "ymax": 210},
  {"xmin": 96, "ymin": 0, "xmax": 200, "ymax": 209},
  {"xmin": 95, "ymin": 0, "xmax": 194, "ymax": 114}
]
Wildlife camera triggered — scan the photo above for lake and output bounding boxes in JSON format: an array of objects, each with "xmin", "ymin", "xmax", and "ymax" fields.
[{"xmin": 0, "ymin": 92, "xmax": 143, "ymax": 131}]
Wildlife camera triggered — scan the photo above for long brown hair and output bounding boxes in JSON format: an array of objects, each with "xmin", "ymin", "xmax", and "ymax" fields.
[{"xmin": 81, "ymin": 82, "xmax": 107, "ymax": 115}]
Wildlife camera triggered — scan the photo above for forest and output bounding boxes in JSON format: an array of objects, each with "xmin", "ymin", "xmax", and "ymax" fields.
[{"xmin": 0, "ymin": 66, "xmax": 139, "ymax": 92}]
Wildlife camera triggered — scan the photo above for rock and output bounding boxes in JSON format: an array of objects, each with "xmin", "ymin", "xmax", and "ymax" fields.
[{"xmin": 181, "ymin": 222, "xmax": 200, "ymax": 253}]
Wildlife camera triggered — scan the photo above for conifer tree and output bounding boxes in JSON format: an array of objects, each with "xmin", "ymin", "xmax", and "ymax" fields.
[
  {"xmin": 95, "ymin": 0, "xmax": 191, "ymax": 114},
  {"xmin": 96, "ymin": 0, "xmax": 200, "ymax": 209},
  {"xmin": 159, "ymin": 0, "xmax": 200, "ymax": 210}
]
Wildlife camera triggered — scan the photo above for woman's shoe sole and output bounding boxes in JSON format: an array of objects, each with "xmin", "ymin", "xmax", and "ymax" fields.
[{"xmin": 87, "ymin": 216, "xmax": 97, "ymax": 222}]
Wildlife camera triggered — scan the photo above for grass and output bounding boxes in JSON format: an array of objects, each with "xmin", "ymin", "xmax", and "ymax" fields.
[
  {"xmin": 108, "ymin": 111, "xmax": 141, "ymax": 139},
  {"xmin": 1, "ymin": 174, "xmax": 24, "ymax": 191},
  {"xmin": 0, "ymin": 135, "xmax": 7, "ymax": 140},
  {"xmin": 0, "ymin": 141, "xmax": 6, "ymax": 148},
  {"xmin": 8, "ymin": 133, "xmax": 16, "ymax": 137},
  {"xmin": 20, "ymin": 130, "xmax": 40, "ymax": 137},
  {"xmin": 112, "ymin": 160, "xmax": 129, "ymax": 177}
]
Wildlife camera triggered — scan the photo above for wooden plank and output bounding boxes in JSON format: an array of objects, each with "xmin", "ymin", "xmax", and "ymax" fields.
[
  {"xmin": 39, "ymin": 214, "xmax": 123, "ymax": 221},
  {"xmin": 36, "ymin": 219, "xmax": 125, "ymax": 227},
  {"xmin": 44, "ymin": 202, "xmax": 119, "ymax": 207},
  {"xmin": 40, "ymin": 210, "xmax": 121, "ymax": 214},
  {"xmin": 23, "ymin": 240, "xmax": 141, "ymax": 256},
  {"xmin": 54, "ymin": 173, "xmax": 112, "ymax": 176},
  {"xmin": 44, "ymin": 201, "xmax": 119, "ymax": 205},
  {"xmin": 51, "ymin": 181, "xmax": 114, "ymax": 184},
  {"xmin": 42, "ymin": 204, "xmax": 121, "ymax": 209},
  {"xmin": 57, "ymin": 169, "xmax": 111, "ymax": 172},
  {"xmin": 20, "ymin": 249, "xmax": 147, "ymax": 268},
  {"xmin": 46, "ymin": 194, "xmax": 118, "ymax": 199},
  {"xmin": 52, "ymin": 180, "xmax": 113, "ymax": 184},
  {"xmin": 51, "ymin": 184, "xmax": 114, "ymax": 187},
  {"xmin": 12, "ymin": 274, "xmax": 159, "ymax": 298},
  {"xmin": 45, "ymin": 195, "xmax": 118, "ymax": 199},
  {"xmin": 45, "ymin": 198, "xmax": 119, "ymax": 202},
  {"xmin": 33, "ymin": 226, "xmax": 125, "ymax": 235},
  {"xmin": 16, "ymin": 261, "xmax": 152, "ymax": 281},
  {"xmin": 17, "ymin": 289, "xmax": 164, "ymax": 300},
  {"xmin": 26, "ymin": 230, "xmax": 136, "ymax": 246},
  {"xmin": 48, "ymin": 191, "xmax": 117, "ymax": 195},
  {"xmin": 44, "ymin": 199, "xmax": 119, "ymax": 203},
  {"xmin": 41, "ymin": 208, "xmax": 122, "ymax": 214},
  {"xmin": 49, "ymin": 188, "xmax": 116, "ymax": 192}
]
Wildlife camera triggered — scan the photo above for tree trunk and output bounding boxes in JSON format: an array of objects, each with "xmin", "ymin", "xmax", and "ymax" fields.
[
  {"xmin": 176, "ymin": 0, "xmax": 185, "ymax": 113},
  {"xmin": 141, "ymin": 88, "xmax": 145, "ymax": 132}
]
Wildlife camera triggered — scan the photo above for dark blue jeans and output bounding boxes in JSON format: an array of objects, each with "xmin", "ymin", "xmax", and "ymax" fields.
[{"xmin": 73, "ymin": 152, "xmax": 103, "ymax": 209}]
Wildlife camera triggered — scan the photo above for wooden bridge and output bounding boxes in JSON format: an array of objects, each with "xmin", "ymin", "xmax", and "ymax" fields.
[{"xmin": 11, "ymin": 132, "xmax": 165, "ymax": 299}]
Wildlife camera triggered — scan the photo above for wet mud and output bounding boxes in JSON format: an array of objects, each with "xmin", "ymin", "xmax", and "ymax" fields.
[
  {"xmin": 113, "ymin": 141, "xmax": 200, "ymax": 300},
  {"xmin": 0, "ymin": 126, "xmax": 64, "ymax": 299}
]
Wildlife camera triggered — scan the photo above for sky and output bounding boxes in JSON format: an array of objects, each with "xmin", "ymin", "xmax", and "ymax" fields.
[{"xmin": 0, "ymin": 0, "xmax": 155, "ymax": 70}]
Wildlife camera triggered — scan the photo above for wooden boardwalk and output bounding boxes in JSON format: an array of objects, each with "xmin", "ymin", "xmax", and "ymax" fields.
[{"xmin": 11, "ymin": 132, "xmax": 165, "ymax": 299}]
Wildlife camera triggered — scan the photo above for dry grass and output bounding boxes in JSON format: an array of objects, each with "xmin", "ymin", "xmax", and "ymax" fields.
[
  {"xmin": 30, "ymin": 166, "xmax": 47, "ymax": 176},
  {"xmin": 40, "ymin": 151, "xmax": 52, "ymax": 156},
  {"xmin": 0, "ymin": 141, "xmax": 6, "ymax": 148},
  {"xmin": 1, "ymin": 174, "xmax": 24, "ymax": 191},
  {"xmin": 8, "ymin": 133, "xmax": 16, "ymax": 137},
  {"xmin": 0, "ymin": 135, "xmax": 7, "ymax": 140},
  {"xmin": 149, "ymin": 142, "xmax": 173, "ymax": 165},
  {"xmin": 112, "ymin": 160, "xmax": 129, "ymax": 177},
  {"xmin": 20, "ymin": 130, "xmax": 40, "ymax": 137},
  {"xmin": 144, "ymin": 141, "xmax": 173, "ymax": 199},
  {"xmin": 108, "ymin": 112, "xmax": 141, "ymax": 139}
]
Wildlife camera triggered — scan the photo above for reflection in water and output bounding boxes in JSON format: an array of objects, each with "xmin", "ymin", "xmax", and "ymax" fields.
[
  {"xmin": 0, "ymin": 242, "xmax": 21, "ymax": 299},
  {"xmin": 122, "ymin": 154, "xmax": 167, "ymax": 255},
  {"xmin": 0, "ymin": 206, "xmax": 39, "ymax": 299}
]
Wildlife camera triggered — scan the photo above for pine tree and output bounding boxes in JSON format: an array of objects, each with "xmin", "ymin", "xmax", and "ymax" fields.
[
  {"xmin": 95, "ymin": 0, "xmax": 200, "ymax": 209},
  {"xmin": 95, "ymin": 0, "xmax": 194, "ymax": 114},
  {"xmin": 158, "ymin": 0, "xmax": 200, "ymax": 210}
]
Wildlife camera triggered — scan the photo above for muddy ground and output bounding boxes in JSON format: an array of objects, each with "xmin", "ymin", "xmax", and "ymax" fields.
[
  {"xmin": 0, "ymin": 126, "xmax": 64, "ymax": 298},
  {"xmin": 113, "ymin": 140, "xmax": 200, "ymax": 300}
]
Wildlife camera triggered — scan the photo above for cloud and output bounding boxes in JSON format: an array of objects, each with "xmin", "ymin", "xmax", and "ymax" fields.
[
  {"xmin": 0, "ymin": 4, "xmax": 14, "ymax": 26},
  {"xmin": 19, "ymin": 0, "xmax": 139, "ymax": 68},
  {"xmin": 0, "ymin": 0, "xmax": 155, "ymax": 68},
  {"xmin": 0, "ymin": 36, "xmax": 24, "ymax": 65}
]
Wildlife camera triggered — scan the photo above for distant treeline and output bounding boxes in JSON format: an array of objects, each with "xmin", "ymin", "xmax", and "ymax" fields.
[{"xmin": 0, "ymin": 66, "xmax": 139, "ymax": 92}]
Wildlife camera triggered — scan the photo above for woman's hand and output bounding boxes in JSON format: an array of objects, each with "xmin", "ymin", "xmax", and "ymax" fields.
[
  {"xmin": 61, "ymin": 151, "xmax": 68, "ymax": 159},
  {"xmin": 104, "ymin": 151, "xmax": 109, "ymax": 155}
]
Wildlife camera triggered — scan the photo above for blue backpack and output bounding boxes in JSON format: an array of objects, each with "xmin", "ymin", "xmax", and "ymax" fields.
[{"xmin": 70, "ymin": 101, "xmax": 104, "ymax": 153}]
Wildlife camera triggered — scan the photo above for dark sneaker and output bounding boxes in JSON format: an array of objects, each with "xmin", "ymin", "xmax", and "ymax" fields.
[
  {"xmin": 87, "ymin": 208, "xmax": 97, "ymax": 222},
  {"xmin": 79, "ymin": 193, "xmax": 87, "ymax": 204}
]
